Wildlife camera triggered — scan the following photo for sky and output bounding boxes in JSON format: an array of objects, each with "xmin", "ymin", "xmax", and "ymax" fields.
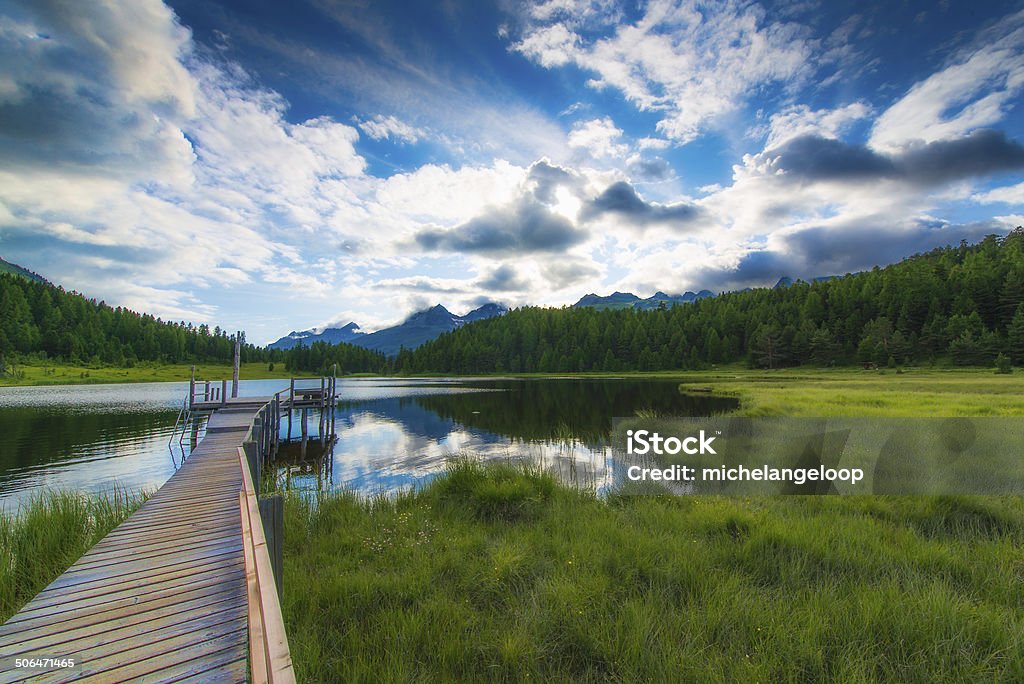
[{"xmin": 2, "ymin": 0, "xmax": 1024, "ymax": 344}]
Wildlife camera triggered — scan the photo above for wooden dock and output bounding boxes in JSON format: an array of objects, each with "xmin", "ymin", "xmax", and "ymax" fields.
[{"xmin": 0, "ymin": 397, "xmax": 292, "ymax": 683}]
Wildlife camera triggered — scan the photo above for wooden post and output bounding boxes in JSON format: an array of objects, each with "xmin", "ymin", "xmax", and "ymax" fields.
[
  {"xmin": 204, "ymin": 381, "xmax": 210, "ymax": 403},
  {"xmin": 318, "ymin": 376, "xmax": 326, "ymax": 444},
  {"xmin": 330, "ymin": 367, "xmax": 337, "ymax": 440},
  {"xmin": 287, "ymin": 379, "xmax": 294, "ymax": 440},
  {"xmin": 221, "ymin": 379, "xmax": 228, "ymax": 406},
  {"xmin": 189, "ymin": 366, "xmax": 196, "ymax": 411},
  {"xmin": 301, "ymin": 408, "xmax": 308, "ymax": 459},
  {"xmin": 252, "ymin": 421, "xmax": 262, "ymax": 492},
  {"xmin": 232, "ymin": 331, "xmax": 241, "ymax": 398},
  {"xmin": 271, "ymin": 397, "xmax": 278, "ymax": 457},
  {"xmin": 259, "ymin": 495, "xmax": 284, "ymax": 597}
]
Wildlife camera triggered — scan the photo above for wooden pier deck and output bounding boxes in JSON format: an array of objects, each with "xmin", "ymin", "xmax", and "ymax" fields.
[{"xmin": 0, "ymin": 398, "xmax": 276, "ymax": 683}]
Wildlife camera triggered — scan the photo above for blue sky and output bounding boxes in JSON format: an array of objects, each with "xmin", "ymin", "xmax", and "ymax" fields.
[{"xmin": 2, "ymin": 0, "xmax": 1023, "ymax": 344}]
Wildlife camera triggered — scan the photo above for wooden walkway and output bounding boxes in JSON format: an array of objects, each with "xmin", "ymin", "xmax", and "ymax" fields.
[{"xmin": 0, "ymin": 399, "xmax": 273, "ymax": 683}]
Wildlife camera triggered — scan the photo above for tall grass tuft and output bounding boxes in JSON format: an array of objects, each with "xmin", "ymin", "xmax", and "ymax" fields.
[{"xmin": 0, "ymin": 489, "xmax": 145, "ymax": 622}]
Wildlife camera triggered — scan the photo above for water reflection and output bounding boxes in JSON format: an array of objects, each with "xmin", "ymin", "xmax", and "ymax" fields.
[
  {"xmin": 0, "ymin": 379, "xmax": 297, "ymax": 509},
  {"xmin": 278, "ymin": 378, "xmax": 738, "ymax": 496},
  {"xmin": 0, "ymin": 377, "xmax": 737, "ymax": 509}
]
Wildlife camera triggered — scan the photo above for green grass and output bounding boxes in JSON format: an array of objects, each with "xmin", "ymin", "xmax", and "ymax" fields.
[
  {"xmin": 672, "ymin": 367, "xmax": 1024, "ymax": 417},
  {"xmin": 282, "ymin": 460, "xmax": 1024, "ymax": 682},
  {"xmin": 0, "ymin": 361, "xmax": 304, "ymax": 387},
  {"xmin": 281, "ymin": 369, "xmax": 1024, "ymax": 681},
  {"xmin": 0, "ymin": 490, "xmax": 146, "ymax": 622}
]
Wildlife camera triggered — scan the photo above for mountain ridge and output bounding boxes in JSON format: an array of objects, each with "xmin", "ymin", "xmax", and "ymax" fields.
[
  {"xmin": 0, "ymin": 257, "xmax": 47, "ymax": 284},
  {"xmin": 269, "ymin": 302, "xmax": 509, "ymax": 356}
]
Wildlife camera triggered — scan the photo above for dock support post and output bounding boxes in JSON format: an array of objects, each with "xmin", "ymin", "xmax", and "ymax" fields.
[
  {"xmin": 331, "ymin": 377, "xmax": 336, "ymax": 438},
  {"xmin": 204, "ymin": 381, "xmax": 210, "ymax": 403},
  {"xmin": 287, "ymin": 378, "xmax": 294, "ymax": 440},
  {"xmin": 318, "ymin": 376, "xmax": 326, "ymax": 445},
  {"xmin": 272, "ymin": 397, "xmax": 279, "ymax": 457},
  {"xmin": 232, "ymin": 331, "xmax": 240, "ymax": 398},
  {"xmin": 330, "ymin": 366, "xmax": 337, "ymax": 441},
  {"xmin": 221, "ymin": 379, "xmax": 227, "ymax": 407},
  {"xmin": 189, "ymin": 366, "xmax": 195, "ymax": 411},
  {"xmin": 301, "ymin": 408, "xmax": 308, "ymax": 458}
]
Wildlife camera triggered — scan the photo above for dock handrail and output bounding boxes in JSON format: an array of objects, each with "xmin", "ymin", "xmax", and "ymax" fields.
[
  {"xmin": 188, "ymin": 376, "xmax": 229, "ymax": 409},
  {"xmin": 239, "ymin": 438, "xmax": 295, "ymax": 683}
]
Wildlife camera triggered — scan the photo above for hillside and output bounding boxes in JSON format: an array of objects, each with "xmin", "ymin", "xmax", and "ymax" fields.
[
  {"xmin": 0, "ymin": 258, "xmax": 47, "ymax": 284},
  {"xmin": 395, "ymin": 230, "xmax": 1024, "ymax": 373}
]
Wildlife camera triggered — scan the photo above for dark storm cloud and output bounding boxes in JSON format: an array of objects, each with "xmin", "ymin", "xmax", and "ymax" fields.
[
  {"xmin": 478, "ymin": 264, "xmax": 529, "ymax": 291},
  {"xmin": 899, "ymin": 130, "xmax": 1024, "ymax": 184},
  {"xmin": 415, "ymin": 198, "xmax": 589, "ymax": 255},
  {"xmin": 763, "ymin": 136, "xmax": 896, "ymax": 180},
  {"xmin": 763, "ymin": 130, "xmax": 1024, "ymax": 185},
  {"xmin": 783, "ymin": 219, "xmax": 1000, "ymax": 274},
  {"xmin": 690, "ymin": 219, "xmax": 1007, "ymax": 292},
  {"xmin": 580, "ymin": 181, "xmax": 702, "ymax": 228}
]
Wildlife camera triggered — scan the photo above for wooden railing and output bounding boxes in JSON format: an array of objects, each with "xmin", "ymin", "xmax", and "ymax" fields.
[
  {"xmin": 189, "ymin": 376, "xmax": 229, "ymax": 408},
  {"xmin": 239, "ymin": 442, "xmax": 295, "ymax": 683}
]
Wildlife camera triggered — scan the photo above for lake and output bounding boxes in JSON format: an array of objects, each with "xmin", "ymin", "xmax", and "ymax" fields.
[{"xmin": 0, "ymin": 377, "xmax": 737, "ymax": 510}]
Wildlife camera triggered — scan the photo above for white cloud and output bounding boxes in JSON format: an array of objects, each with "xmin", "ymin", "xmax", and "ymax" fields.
[
  {"xmin": 514, "ymin": 23, "xmax": 578, "ymax": 67},
  {"xmin": 567, "ymin": 117, "xmax": 628, "ymax": 158},
  {"xmin": 513, "ymin": 0, "xmax": 815, "ymax": 144},
  {"xmin": 356, "ymin": 114, "xmax": 426, "ymax": 144},
  {"xmin": 765, "ymin": 102, "xmax": 873, "ymax": 149},
  {"xmin": 973, "ymin": 181, "xmax": 1024, "ymax": 205},
  {"xmin": 870, "ymin": 10, "xmax": 1024, "ymax": 152}
]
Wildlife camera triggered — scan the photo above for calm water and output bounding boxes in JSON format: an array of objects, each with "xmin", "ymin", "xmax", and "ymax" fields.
[{"xmin": 0, "ymin": 377, "xmax": 737, "ymax": 509}]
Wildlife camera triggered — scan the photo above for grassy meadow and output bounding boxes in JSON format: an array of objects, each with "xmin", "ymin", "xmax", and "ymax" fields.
[
  {"xmin": 0, "ymin": 361, "xmax": 298, "ymax": 386},
  {"xmin": 674, "ymin": 367, "xmax": 1024, "ymax": 417},
  {"xmin": 0, "ymin": 490, "xmax": 145, "ymax": 622},
  {"xmin": 282, "ymin": 461, "xmax": 1024, "ymax": 682},
  {"xmin": 280, "ymin": 367, "xmax": 1024, "ymax": 682}
]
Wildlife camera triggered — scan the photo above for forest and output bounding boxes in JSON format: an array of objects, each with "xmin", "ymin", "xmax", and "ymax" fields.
[
  {"xmin": 0, "ymin": 275, "xmax": 384, "ymax": 374},
  {"xmin": 4, "ymin": 230, "xmax": 1024, "ymax": 376},
  {"xmin": 394, "ymin": 229, "xmax": 1024, "ymax": 374}
]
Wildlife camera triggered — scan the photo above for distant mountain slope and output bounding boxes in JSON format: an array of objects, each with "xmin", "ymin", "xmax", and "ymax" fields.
[
  {"xmin": 269, "ymin": 322, "xmax": 364, "ymax": 350},
  {"xmin": 0, "ymin": 257, "xmax": 47, "ymax": 283},
  {"xmin": 575, "ymin": 290, "xmax": 714, "ymax": 311},
  {"xmin": 574, "ymin": 292, "xmax": 640, "ymax": 310},
  {"xmin": 271, "ymin": 303, "xmax": 509, "ymax": 356},
  {"xmin": 632, "ymin": 290, "xmax": 715, "ymax": 310},
  {"xmin": 353, "ymin": 303, "xmax": 508, "ymax": 356}
]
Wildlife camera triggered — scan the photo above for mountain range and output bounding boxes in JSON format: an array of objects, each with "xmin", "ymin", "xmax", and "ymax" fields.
[
  {"xmin": 269, "ymin": 302, "xmax": 508, "ymax": 356},
  {"xmin": 573, "ymin": 290, "xmax": 715, "ymax": 311}
]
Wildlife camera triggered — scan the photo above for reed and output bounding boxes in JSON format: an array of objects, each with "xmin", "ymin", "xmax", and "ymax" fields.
[{"xmin": 0, "ymin": 489, "xmax": 146, "ymax": 621}]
